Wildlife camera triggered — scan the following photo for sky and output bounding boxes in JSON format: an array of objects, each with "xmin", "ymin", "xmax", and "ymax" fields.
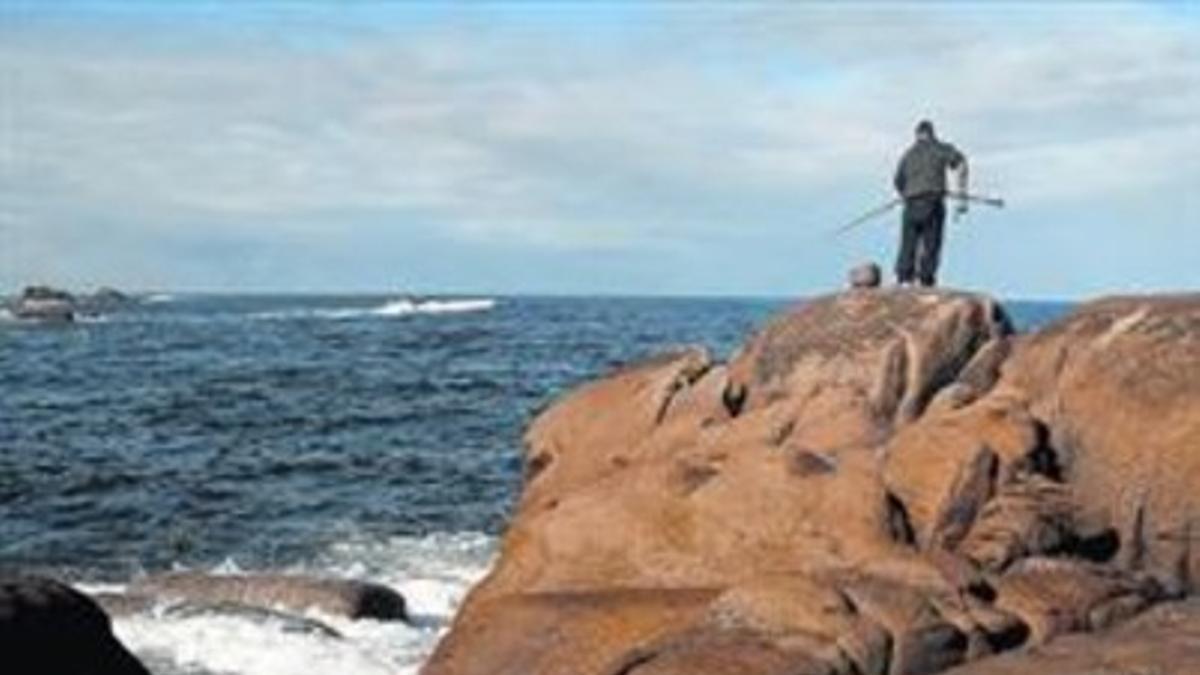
[{"xmin": 0, "ymin": 1, "xmax": 1197, "ymax": 298}]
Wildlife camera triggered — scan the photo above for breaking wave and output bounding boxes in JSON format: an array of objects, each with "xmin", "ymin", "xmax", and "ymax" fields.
[
  {"xmin": 252, "ymin": 298, "xmax": 497, "ymax": 321},
  {"xmin": 371, "ymin": 298, "xmax": 496, "ymax": 317},
  {"xmin": 91, "ymin": 532, "xmax": 495, "ymax": 675}
]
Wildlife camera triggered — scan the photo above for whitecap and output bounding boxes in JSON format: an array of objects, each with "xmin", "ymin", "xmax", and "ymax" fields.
[
  {"xmin": 252, "ymin": 298, "xmax": 497, "ymax": 321},
  {"xmin": 371, "ymin": 298, "xmax": 496, "ymax": 317}
]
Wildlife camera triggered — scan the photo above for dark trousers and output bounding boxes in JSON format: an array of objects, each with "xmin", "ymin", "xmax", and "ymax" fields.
[{"xmin": 895, "ymin": 195, "xmax": 945, "ymax": 286}]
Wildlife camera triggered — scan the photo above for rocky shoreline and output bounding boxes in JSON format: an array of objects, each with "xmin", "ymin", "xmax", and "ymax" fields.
[
  {"xmin": 5, "ymin": 287, "xmax": 1196, "ymax": 674},
  {"xmin": 424, "ymin": 288, "xmax": 1200, "ymax": 675}
]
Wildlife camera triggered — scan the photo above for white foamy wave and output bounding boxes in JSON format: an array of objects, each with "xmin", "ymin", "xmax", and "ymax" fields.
[
  {"xmin": 0, "ymin": 308, "xmax": 13, "ymax": 322},
  {"xmin": 106, "ymin": 532, "xmax": 496, "ymax": 675},
  {"xmin": 143, "ymin": 293, "xmax": 176, "ymax": 304},
  {"xmin": 371, "ymin": 298, "xmax": 496, "ymax": 317},
  {"xmin": 252, "ymin": 298, "xmax": 496, "ymax": 321}
]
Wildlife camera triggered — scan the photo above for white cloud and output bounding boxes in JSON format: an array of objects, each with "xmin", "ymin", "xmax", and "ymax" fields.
[{"xmin": 0, "ymin": 3, "xmax": 1196, "ymax": 291}]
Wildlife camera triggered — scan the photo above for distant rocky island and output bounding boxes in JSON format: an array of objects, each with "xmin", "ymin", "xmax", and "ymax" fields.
[
  {"xmin": 424, "ymin": 286, "xmax": 1200, "ymax": 675},
  {"xmin": 4, "ymin": 285, "xmax": 136, "ymax": 322}
]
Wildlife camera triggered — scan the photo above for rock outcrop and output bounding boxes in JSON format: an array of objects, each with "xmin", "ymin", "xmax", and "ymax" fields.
[
  {"xmin": 0, "ymin": 574, "xmax": 150, "ymax": 675},
  {"xmin": 424, "ymin": 289, "xmax": 1200, "ymax": 675},
  {"xmin": 10, "ymin": 285, "xmax": 76, "ymax": 322},
  {"xmin": 999, "ymin": 295, "xmax": 1200, "ymax": 595},
  {"xmin": 128, "ymin": 572, "xmax": 408, "ymax": 621},
  {"xmin": 6, "ymin": 285, "xmax": 137, "ymax": 321},
  {"xmin": 77, "ymin": 286, "xmax": 135, "ymax": 315}
]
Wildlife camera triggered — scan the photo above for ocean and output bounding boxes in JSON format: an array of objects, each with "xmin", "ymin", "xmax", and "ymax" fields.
[{"xmin": 0, "ymin": 294, "xmax": 1071, "ymax": 674}]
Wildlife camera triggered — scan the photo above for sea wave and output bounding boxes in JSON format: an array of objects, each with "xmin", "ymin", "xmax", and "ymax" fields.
[
  {"xmin": 97, "ymin": 532, "xmax": 495, "ymax": 675},
  {"xmin": 143, "ymin": 293, "xmax": 177, "ymax": 304},
  {"xmin": 371, "ymin": 298, "xmax": 496, "ymax": 317},
  {"xmin": 253, "ymin": 298, "xmax": 497, "ymax": 321}
]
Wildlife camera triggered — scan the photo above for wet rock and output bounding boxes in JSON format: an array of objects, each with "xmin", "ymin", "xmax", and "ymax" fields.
[
  {"xmin": 0, "ymin": 574, "xmax": 150, "ymax": 675},
  {"xmin": 90, "ymin": 591, "xmax": 344, "ymax": 638},
  {"xmin": 129, "ymin": 572, "xmax": 407, "ymax": 621},
  {"xmin": 165, "ymin": 601, "xmax": 344, "ymax": 638},
  {"xmin": 91, "ymin": 591, "xmax": 158, "ymax": 618}
]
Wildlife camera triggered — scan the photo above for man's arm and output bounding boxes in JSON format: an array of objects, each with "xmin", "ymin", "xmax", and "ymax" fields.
[{"xmin": 893, "ymin": 154, "xmax": 907, "ymax": 195}]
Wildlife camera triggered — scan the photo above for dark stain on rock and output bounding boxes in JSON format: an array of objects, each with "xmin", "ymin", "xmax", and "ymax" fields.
[
  {"xmin": 789, "ymin": 449, "xmax": 836, "ymax": 477},
  {"xmin": 674, "ymin": 462, "xmax": 720, "ymax": 496}
]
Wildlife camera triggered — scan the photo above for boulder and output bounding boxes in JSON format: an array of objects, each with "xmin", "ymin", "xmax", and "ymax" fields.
[
  {"xmin": 0, "ymin": 575, "xmax": 150, "ymax": 675},
  {"xmin": 849, "ymin": 262, "xmax": 883, "ymax": 289},
  {"xmin": 129, "ymin": 572, "xmax": 407, "ymax": 621},
  {"xmin": 427, "ymin": 290, "xmax": 1200, "ymax": 675}
]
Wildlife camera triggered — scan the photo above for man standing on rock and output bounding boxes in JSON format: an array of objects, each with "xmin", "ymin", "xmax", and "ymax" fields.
[{"xmin": 893, "ymin": 119, "xmax": 969, "ymax": 287}]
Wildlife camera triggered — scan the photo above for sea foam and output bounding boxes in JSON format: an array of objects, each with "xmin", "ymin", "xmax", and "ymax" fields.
[{"xmin": 103, "ymin": 532, "xmax": 494, "ymax": 675}]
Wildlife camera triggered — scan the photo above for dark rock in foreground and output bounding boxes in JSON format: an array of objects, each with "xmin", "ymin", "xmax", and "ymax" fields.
[
  {"xmin": 0, "ymin": 575, "xmax": 150, "ymax": 675},
  {"xmin": 424, "ymin": 289, "xmax": 1200, "ymax": 675}
]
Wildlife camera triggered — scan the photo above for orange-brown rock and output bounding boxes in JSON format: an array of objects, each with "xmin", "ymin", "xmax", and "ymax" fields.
[
  {"xmin": 424, "ymin": 588, "xmax": 719, "ymax": 675},
  {"xmin": 725, "ymin": 290, "xmax": 1011, "ymax": 431},
  {"xmin": 520, "ymin": 346, "xmax": 716, "ymax": 509},
  {"xmin": 943, "ymin": 599, "xmax": 1200, "ymax": 674},
  {"xmin": 426, "ymin": 290, "xmax": 1200, "ymax": 675},
  {"xmin": 988, "ymin": 557, "xmax": 1159, "ymax": 643},
  {"xmin": 1000, "ymin": 294, "xmax": 1200, "ymax": 594}
]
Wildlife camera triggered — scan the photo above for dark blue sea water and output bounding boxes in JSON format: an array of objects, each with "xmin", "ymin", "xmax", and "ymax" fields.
[{"xmin": 0, "ymin": 294, "xmax": 1071, "ymax": 673}]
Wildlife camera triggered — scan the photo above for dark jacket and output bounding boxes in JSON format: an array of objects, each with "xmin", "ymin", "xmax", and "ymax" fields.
[{"xmin": 894, "ymin": 138, "xmax": 965, "ymax": 199}]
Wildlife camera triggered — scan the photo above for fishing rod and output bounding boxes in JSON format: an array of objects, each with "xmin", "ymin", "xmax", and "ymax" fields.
[{"xmin": 831, "ymin": 191, "xmax": 1006, "ymax": 236}]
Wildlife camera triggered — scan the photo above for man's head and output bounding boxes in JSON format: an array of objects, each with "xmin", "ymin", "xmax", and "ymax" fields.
[{"xmin": 915, "ymin": 119, "xmax": 935, "ymax": 142}]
